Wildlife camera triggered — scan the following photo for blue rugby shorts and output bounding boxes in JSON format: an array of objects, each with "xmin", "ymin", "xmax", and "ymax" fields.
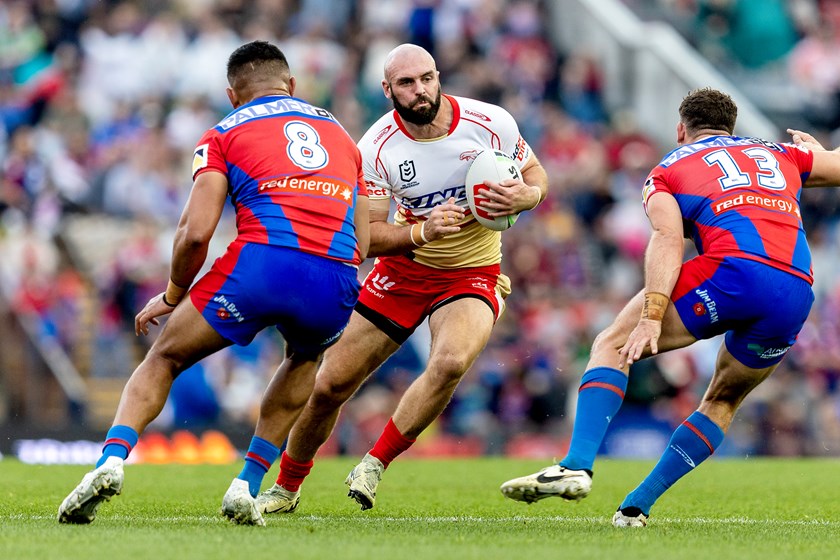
[
  {"xmin": 672, "ymin": 255, "xmax": 814, "ymax": 368},
  {"xmin": 189, "ymin": 241, "xmax": 360, "ymax": 356}
]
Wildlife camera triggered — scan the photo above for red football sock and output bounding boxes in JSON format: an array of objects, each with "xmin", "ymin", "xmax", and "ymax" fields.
[
  {"xmin": 276, "ymin": 451, "xmax": 314, "ymax": 492},
  {"xmin": 369, "ymin": 418, "xmax": 416, "ymax": 468}
]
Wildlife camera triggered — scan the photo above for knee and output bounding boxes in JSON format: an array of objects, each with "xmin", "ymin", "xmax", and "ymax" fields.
[
  {"xmin": 591, "ymin": 326, "xmax": 622, "ymax": 356},
  {"xmin": 143, "ymin": 346, "xmax": 185, "ymax": 378},
  {"xmin": 310, "ymin": 377, "xmax": 358, "ymax": 410},
  {"xmin": 425, "ymin": 353, "xmax": 470, "ymax": 390}
]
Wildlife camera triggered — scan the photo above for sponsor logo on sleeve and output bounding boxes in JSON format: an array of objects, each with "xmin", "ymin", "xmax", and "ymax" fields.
[
  {"xmin": 512, "ymin": 136, "xmax": 529, "ymax": 162},
  {"xmin": 192, "ymin": 144, "xmax": 209, "ymax": 176},
  {"xmin": 365, "ymin": 180, "xmax": 390, "ymax": 198},
  {"xmin": 464, "ymin": 109, "xmax": 490, "ymax": 121},
  {"xmin": 642, "ymin": 176, "xmax": 656, "ymax": 203},
  {"xmin": 373, "ymin": 125, "xmax": 393, "ymax": 144}
]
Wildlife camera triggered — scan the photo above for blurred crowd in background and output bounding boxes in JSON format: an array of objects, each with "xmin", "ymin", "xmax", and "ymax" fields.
[{"xmin": 4, "ymin": 0, "xmax": 840, "ymax": 461}]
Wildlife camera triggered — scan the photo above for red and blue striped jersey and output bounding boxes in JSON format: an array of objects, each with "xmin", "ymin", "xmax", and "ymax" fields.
[
  {"xmin": 192, "ymin": 95, "xmax": 367, "ymax": 265},
  {"xmin": 643, "ymin": 136, "xmax": 815, "ymax": 283}
]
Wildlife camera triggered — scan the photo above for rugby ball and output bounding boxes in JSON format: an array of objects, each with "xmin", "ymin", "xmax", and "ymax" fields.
[{"xmin": 465, "ymin": 150, "xmax": 521, "ymax": 231}]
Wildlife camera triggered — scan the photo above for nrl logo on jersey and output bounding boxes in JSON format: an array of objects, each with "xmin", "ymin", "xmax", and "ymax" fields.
[{"xmin": 399, "ymin": 160, "xmax": 416, "ymax": 182}]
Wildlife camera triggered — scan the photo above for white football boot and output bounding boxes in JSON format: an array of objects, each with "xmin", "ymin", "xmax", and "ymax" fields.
[
  {"xmin": 221, "ymin": 478, "xmax": 265, "ymax": 526},
  {"xmin": 345, "ymin": 453, "xmax": 384, "ymax": 510},
  {"xmin": 612, "ymin": 506, "xmax": 648, "ymax": 527},
  {"xmin": 500, "ymin": 464, "xmax": 592, "ymax": 504},
  {"xmin": 58, "ymin": 456, "xmax": 125, "ymax": 524},
  {"xmin": 255, "ymin": 484, "xmax": 301, "ymax": 514}
]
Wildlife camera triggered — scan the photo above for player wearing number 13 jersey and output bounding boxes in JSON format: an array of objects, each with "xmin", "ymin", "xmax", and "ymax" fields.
[
  {"xmin": 643, "ymin": 129, "xmax": 814, "ymax": 362},
  {"xmin": 500, "ymin": 87, "xmax": 840, "ymax": 528},
  {"xmin": 58, "ymin": 41, "xmax": 369, "ymax": 527}
]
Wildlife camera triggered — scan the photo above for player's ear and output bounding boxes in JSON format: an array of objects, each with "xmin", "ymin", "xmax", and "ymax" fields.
[
  {"xmin": 226, "ymin": 87, "xmax": 240, "ymax": 109},
  {"xmin": 676, "ymin": 121, "xmax": 687, "ymax": 145},
  {"xmin": 382, "ymin": 80, "xmax": 392, "ymax": 99},
  {"xmin": 287, "ymin": 76, "xmax": 296, "ymax": 97}
]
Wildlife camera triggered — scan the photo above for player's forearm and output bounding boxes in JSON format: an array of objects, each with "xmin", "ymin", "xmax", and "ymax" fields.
[
  {"xmin": 166, "ymin": 227, "xmax": 210, "ymax": 302},
  {"xmin": 522, "ymin": 161, "xmax": 548, "ymax": 207},
  {"xmin": 643, "ymin": 229, "xmax": 684, "ymax": 301},
  {"xmin": 368, "ymin": 221, "xmax": 426, "ymax": 257}
]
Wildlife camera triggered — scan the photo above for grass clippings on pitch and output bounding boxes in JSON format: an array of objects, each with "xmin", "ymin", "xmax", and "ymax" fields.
[{"xmin": 1, "ymin": 458, "xmax": 839, "ymax": 560}]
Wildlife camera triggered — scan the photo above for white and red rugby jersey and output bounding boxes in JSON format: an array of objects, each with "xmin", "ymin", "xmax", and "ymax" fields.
[{"xmin": 357, "ymin": 94, "xmax": 532, "ymax": 271}]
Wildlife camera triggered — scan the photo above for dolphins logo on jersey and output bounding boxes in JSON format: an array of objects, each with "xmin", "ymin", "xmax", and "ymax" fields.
[{"xmin": 459, "ymin": 150, "xmax": 480, "ymax": 162}]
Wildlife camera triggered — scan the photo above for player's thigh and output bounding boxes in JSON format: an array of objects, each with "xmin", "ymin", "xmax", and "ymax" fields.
[
  {"xmin": 427, "ymin": 296, "xmax": 496, "ymax": 373},
  {"xmin": 149, "ymin": 297, "xmax": 231, "ymax": 370},
  {"xmin": 589, "ymin": 289, "xmax": 696, "ymax": 367},
  {"xmin": 316, "ymin": 310, "xmax": 401, "ymax": 394}
]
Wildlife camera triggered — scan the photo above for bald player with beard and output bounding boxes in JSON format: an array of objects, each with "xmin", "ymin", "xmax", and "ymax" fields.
[{"xmin": 249, "ymin": 43, "xmax": 549, "ymax": 515}]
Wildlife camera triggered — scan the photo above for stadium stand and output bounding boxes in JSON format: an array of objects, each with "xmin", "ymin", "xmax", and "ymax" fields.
[{"xmin": 2, "ymin": 0, "xmax": 840, "ymax": 461}]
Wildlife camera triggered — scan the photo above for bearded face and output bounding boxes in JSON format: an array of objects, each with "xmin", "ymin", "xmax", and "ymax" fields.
[{"xmin": 391, "ymin": 87, "xmax": 442, "ymax": 125}]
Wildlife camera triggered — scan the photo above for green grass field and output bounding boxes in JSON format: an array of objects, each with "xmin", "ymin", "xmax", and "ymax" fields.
[{"xmin": 2, "ymin": 457, "xmax": 839, "ymax": 560}]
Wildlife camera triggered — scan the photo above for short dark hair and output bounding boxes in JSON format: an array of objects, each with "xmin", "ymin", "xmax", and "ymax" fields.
[
  {"xmin": 678, "ymin": 88, "xmax": 738, "ymax": 135},
  {"xmin": 226, "ymin": 40, "xmax": 290, "ymax": 85}
]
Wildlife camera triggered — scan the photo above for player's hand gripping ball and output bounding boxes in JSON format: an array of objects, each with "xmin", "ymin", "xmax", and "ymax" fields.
[{"xmin": 465, "ymin": 150, "xmax": 521, "ymax": 231}]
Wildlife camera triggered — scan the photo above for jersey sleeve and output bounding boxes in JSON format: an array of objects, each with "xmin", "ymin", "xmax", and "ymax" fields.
[
  {"xmin": 642, "ymin": 166, "xmax": 672, "ymax": 215},
  {"xmin": 354, "ymin": 147, "xmax": 368, "ymax": 197},
  {"xmin": 358, "ymin": 139, "xmax": 391, "ymax": 201},
  {"xmin": 780, "ymin": 142, "xmax": 815, "ymax": 178},
  {"xmin": 493, "ymin": 107, "xmax": 533, "ymax": 170},
  {"xmin": 192, "ymin": 129, "xmax": 225, "ymax": 180}
]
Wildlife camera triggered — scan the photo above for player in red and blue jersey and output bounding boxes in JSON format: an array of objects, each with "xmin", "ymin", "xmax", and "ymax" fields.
[
  {"xmin": 58, "ymin": 41, "xmax": 369, "ymax": 526},
  {"xmin": 501, "ymin": 88, "xmax": 840, "ymax": 526}
]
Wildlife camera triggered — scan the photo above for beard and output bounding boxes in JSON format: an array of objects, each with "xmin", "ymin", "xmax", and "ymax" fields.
[{"xmin": 392, "ymin": 89, "xmax": 441, "ymax": 125}]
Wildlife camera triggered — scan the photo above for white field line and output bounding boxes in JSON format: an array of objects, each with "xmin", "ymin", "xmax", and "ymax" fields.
[{"xmin": 6, "ymin": 513, "xmax": 840, "ymax": 527}]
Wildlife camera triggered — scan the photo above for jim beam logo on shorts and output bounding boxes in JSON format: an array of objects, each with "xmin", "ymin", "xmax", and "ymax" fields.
[
  {"xmin": 212, "ymin": 294, "xmax": 244, "ymax": 322},
  {"xmin": 694, "ymin": 288, "xmax": 719, "ymax": 323}
]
